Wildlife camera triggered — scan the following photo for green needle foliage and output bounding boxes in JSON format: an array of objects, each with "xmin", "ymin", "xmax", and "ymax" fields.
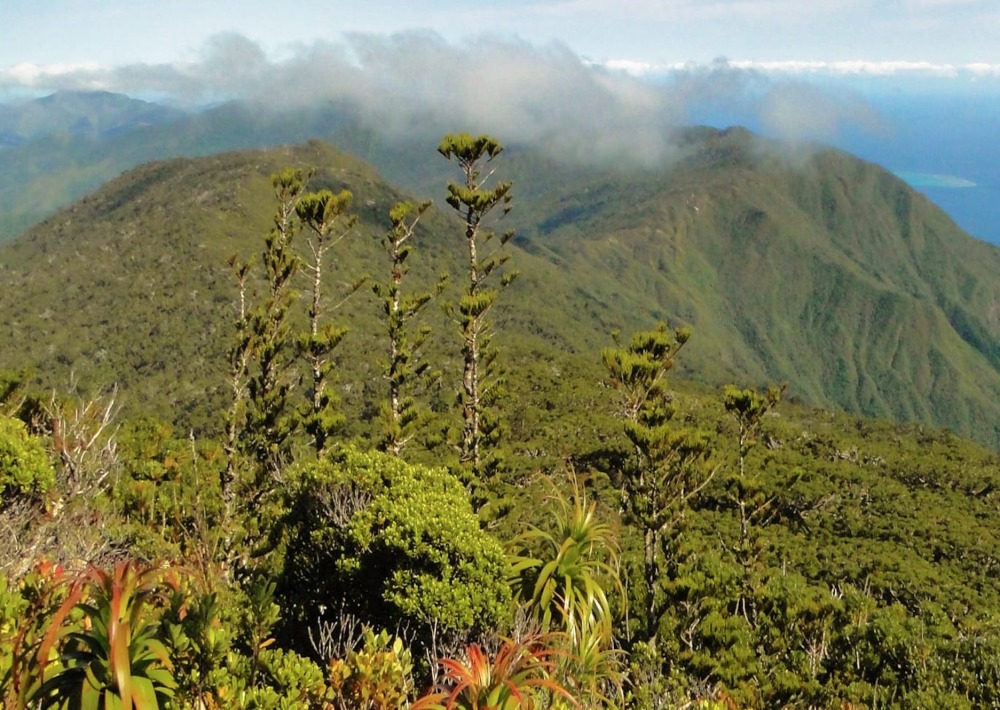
[
  {"xmin": 722, "ymin": 383, "xmax": 785, "ymax": 623},
  {"xmin": 722, "ymin": 384, "xmax": 783, "ymax": 478},
  {"xmin": 374, "ymin": 200, "xmax": 445, "ymax": 456},
  {"xmin": 295, "ymin": 186, "xmax": 358, "ymax": 456},
  {"xmin": 721, "ymin": 384, "xmax": 784, "ymax": 547},
  {"xmin": 222, "ymin": 254, "xmax": 254, "ymax": 512},
  {"xmin": 438, "ymin": 133, "xmax": 517, "ymax": 485},
  {"xmin": 226, "ymin": 170, "xmax": 361, "ymax": 531},
  {"xmin": 602, "ymin": 324, "xmax": 716, "ymax": 646},
  {"xmin": 239, "ymin": 169, "xmax": 305, "ymax": 493}
]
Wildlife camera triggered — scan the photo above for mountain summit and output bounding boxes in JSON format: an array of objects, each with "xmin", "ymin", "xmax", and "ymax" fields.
[{"xmin": 1, "ymin": 131, "xmax": 999, "ymax": 449}]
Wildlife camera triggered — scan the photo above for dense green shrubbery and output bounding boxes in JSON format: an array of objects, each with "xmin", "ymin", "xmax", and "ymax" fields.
[
  {"xmin": 0, "ymin": 414, "xmax": 54, "ymax": 506},
  {"xmin": 280, "ymin": 448, "xmax": 511, "ymax": 647},
  {"xmin": 3, "ymin": 141, "xmax": 1000, "ymax": 709}
]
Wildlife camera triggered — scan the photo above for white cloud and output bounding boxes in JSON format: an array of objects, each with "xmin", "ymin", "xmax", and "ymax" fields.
[
  {"xmin": 728, "ymin": 59, "xmax": 1000, "ymax": 78},
  {"xmin": 0, "ymin": 33, "xmax": 894, "ymax": 166},
  {"xmin": 602, "ymin": 59, "xmax": 658, "ymax": 76},
  {"xmin": 757, "ymin": 81, "xmax": 880, "ymax": 143},
  {"xmin": 609, "ymin": 58, "xmax": 1000, "ymax": 79},
  {"xmin": 4, "ymin": 61, "xmax": 106, "ymax": 87}
]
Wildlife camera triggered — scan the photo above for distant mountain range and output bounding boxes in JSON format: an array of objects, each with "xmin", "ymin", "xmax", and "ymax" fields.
[
  {"xmin": 2, "ymin": 129, "xmax": 999, "ymax": 451},
  {"xmin": 0, "ymin": 91, "xmax": 186, "ymax": 147},
  {"xmin": 3, "ymin": 89, "xmax": 999, "ymax": 247}
]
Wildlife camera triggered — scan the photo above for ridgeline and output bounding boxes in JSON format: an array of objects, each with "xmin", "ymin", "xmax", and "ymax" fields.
[{"xmin": 2, "ymin": 130, "xmax": 1000, "ymax": 452}]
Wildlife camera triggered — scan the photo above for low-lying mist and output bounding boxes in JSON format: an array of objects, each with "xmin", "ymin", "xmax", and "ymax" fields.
[{"xmin": 3, "ymin": 32, "xmax": 883, "ymax": 169}]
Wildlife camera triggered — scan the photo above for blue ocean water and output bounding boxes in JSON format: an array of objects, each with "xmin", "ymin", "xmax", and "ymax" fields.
[
  {"xmin": 916, "ymin": 183, "xmax": 1000, "ymax": 246},
  {"xmin": 831, "ymin": 91, "xmax": 1000, "ymax": 247},
  {"xmin": 683, "ymin": 80, "xmax": 1000, "ymax": 247}
]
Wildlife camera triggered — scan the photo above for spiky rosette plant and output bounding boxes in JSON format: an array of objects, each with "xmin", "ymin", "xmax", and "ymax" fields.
[
  {"xmin": 34, "ymin": 560, "xmax": 179, "ymax": 709},
  {"xmin": 508, "ymin": 476, "xmax": 622, "ymax": 644},
  {"xmin": 414, "ymin": 634, "xmax": 580, "ymax": 710}
]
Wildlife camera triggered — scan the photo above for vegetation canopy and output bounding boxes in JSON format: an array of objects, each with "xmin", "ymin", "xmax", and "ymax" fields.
[{"xmin": 0, "ymin": 129, "xmax": 999, "ymax": 709}]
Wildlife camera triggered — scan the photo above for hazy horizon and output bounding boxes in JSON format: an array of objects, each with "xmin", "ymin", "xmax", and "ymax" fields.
[{"xmin": 2, "ymin": 18, "xmax": 998, "ymax": 246}]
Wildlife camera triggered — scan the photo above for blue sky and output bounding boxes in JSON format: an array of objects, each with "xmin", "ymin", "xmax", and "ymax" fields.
[
  {"xmin": 3, "ymin": 0, "xmax": 998, "ymax": 181},
  {"xmin": 4, "ymin": 0, "xmax": 1000, "ymax": 80},
  {"xmin": 2, "ymin": 1, "xmax": 1000, "ymax": 243}
]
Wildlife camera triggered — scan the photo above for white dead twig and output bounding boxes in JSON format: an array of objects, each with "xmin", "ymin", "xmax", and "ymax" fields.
[{"xmin": 46, "ymin": 379, "xmax": 121, "ymax": 499}]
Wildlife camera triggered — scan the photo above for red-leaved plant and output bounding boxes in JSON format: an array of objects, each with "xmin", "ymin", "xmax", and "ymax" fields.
[
  {"xmin": 32, "ymin": 559, "xmax": 179, "ymax": 709},
  {"xmin": 411, "ymin": 634, "xmax": 580, "ymax": 709}
]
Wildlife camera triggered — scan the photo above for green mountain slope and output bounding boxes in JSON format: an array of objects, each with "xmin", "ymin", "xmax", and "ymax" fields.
[
  {"xmin": 4, "ymin": 140, "xmax": 1000, "ymax": 710},
  {"xmin": 0, "ymin": 90, "xmax": 185, "ymax": 146},
  {"xmin": 0, "ymin": 96, "xmax": 365, "ymax": 243},
  {"xmin": 0, "ymin": 143, "xmax": 414, "ymax": 425},
  {"xmin": 1, "ymin": 132, "xmax": 999, "ymax": 452},
  {"xmin": 501, "ymin": 128, "xmax": 1000, "ymax": 448},
  {"xmin": 0, "ymin": 140, "xmax": 589, "ymax": 438}
]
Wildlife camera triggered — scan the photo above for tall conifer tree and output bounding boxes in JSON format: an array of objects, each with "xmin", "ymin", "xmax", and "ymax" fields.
[
  {"xmin": 242, "ymin": 169, "xmax": 304, "ymax": 491},
  {"xmin": 374, "ymin": 200, "xmax": 444, "ymax": 455},
  {"xmin": 295, "ymin": 188, "xmax": 357, "ymax": 455},
  {"xmin": 438, "ymin": 133, "xmax": 517, "ymax": 482},
  {"xmin": 602, "ymin": 324, "xmax": 716, "ymax": 646},
  {"xmin": 722, "ymin": 383, "xmax": 784, "ymax": 623}
]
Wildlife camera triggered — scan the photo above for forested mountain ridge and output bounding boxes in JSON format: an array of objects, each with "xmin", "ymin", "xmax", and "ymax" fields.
[
  {"xmin": 0, "ymin": 90, "xmax": 185, "ymax": 147},
  {"xmin": 0, "ymin": 91, "xmax": 193, "ymax": 240},
  {"xmin": 0, "ymin": 140, "xmax": 598, "ymax": 440},
  {"xmin": 503, "ymin": 128, "xmax": 1000, "ymax": 449},
  {"xmin": 0, "ymin": 95, "xmax": 353, "ymax": 243},
  {"xmin": 5, "ymin": 128, "xmax": 999, "ymax": 452},
  {"xmin": 3, "ymin": 132, "xmax": 1000, "ymax": 708},
  {"xmin": 0, "ymin": 141, "xmax": 444, "ymax": 429}
]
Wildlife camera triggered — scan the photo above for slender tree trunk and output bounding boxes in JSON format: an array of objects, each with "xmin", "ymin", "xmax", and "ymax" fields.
[
  {"xmin": 387, "ymin": 266, "xmax": 403, "ymax": 456},
  {"xmin": 462, "ymin": 206, "xmax": 481, "ymax": 472},
  {"xmin": 644, "ymin": 527, "xmax": 659, "ymax": 643},
  {"xmin": 308, "ymin": 239, "xmax": 326, "ymax": 435},
  {"xmin": 222, "ymin": 260, "xmax": 250, "ymax": 516}
]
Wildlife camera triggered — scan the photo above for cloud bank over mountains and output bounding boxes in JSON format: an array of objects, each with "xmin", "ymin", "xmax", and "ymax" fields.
[
  {"xmin": 0, "ymin": 32, "xmax": 890, "ymax": 166},
  {"xmin": 612, "ymin": 58, "xmax": 1000, "ymax": 79}
]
